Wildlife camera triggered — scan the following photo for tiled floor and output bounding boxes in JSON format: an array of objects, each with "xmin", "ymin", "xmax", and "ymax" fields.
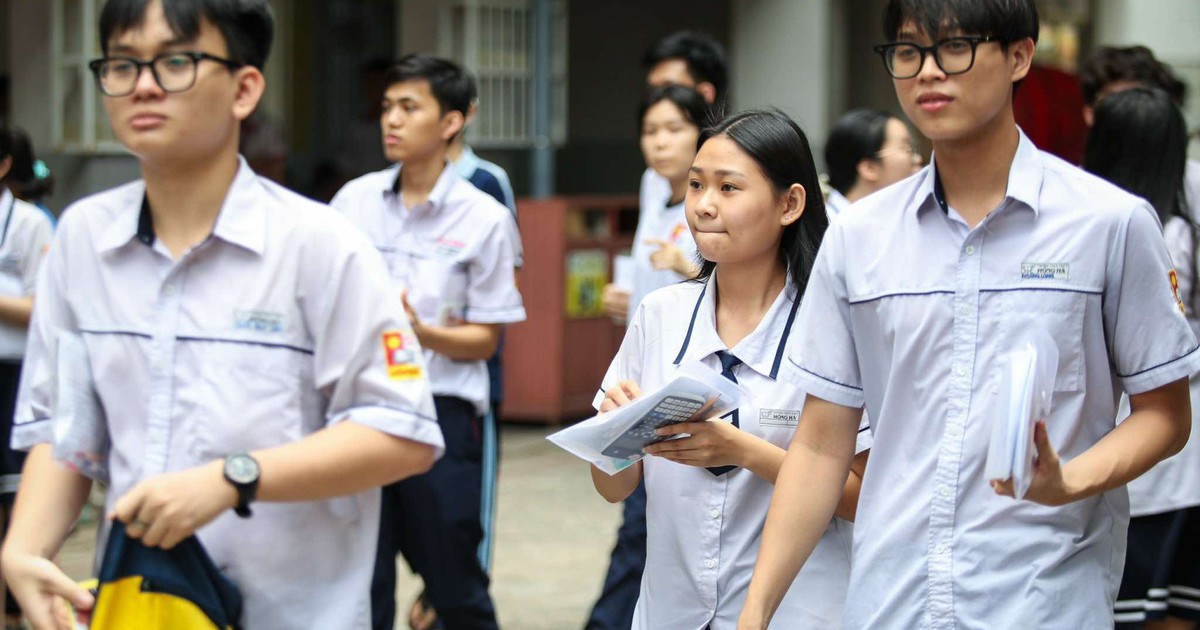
[{"xmin": 57, "ymin": 423, "xmax": 623, "ymax": 629}]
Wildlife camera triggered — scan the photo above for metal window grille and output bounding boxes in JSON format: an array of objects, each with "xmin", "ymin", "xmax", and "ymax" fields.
[
  {"xmin": 438, "ymin": 0, "xmax": 567, "ymax": 149},
  {"xmin": 51, "ymin": 0, "xmax": 124, "ymax": 154}
]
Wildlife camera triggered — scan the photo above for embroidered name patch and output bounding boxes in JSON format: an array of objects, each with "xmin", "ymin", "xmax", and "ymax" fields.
[
  {"xmin": 382, "ymin": 330, "xmax": 423, "ymax": 380},
  {"xmin": 759, "ymin": 409, "xmax": 800, "ymax": 428},
  {"xmin": 1170, "ymin": 269, "xmax": 1185, "ymax": 315},
  {"xmin": 1020, "ymin": 262, "xmax": 1069, "ymax": 280},
  {"xmin": 234, "ymin": 310, "xmax": 285, "ymax": 333}
]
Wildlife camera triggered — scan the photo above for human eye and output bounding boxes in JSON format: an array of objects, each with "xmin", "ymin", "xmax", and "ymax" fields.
[
  {"xmin": 104, "ymin": 59, "xmax": 137, "ymax": 78},
  {"xmin": 893, "ymin": 45, "xmax": 920, "ymax": 62},
  {"xmin": 688, "ymin": 179, "xmax": 702, "ymax": 190},
  {"xmin": 158, "ymin": 53, "xmax": 193, "ymax": 74},
  {"xmin": 940, "ymin": 39, "xmax": 972, "ymax": 55},
  {"xmin": 720, "ymin": 183, "xmax": 739, "ymax": 192}
]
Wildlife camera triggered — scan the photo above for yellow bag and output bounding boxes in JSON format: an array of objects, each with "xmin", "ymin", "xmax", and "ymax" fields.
[{"xmin": 87, "ymin": 521, "xmax": 242, "ymax": 629}]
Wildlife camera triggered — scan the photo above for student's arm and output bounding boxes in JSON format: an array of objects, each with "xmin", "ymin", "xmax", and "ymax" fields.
[
  {"xmin": 1, "ymin": 446, "xmax": 97, "ymax": 626},
  {"xmin": 737, "ymin": 396, "xmax": 860, "ymax": 630},
  {"xmin": 111, "ymin": 420, "xmax": 437, "ymax": 549},
  {"xmin": 993, "ymin": 379, "xmax": 1190, "ymax": 505},
  {"xmin": 403, "ymin": 288, "xmax": 501, "ymax": 360},
  {"xmin": 590, "ymin": 380, "xmax": 645, "ymax": 502},
  {"xmin": 645, "ymin": 238, "xmax": 700, "ymax": 279},
  {"xmin": 648, "ymin": 414, "xmax": 867, "ymax": 521},
  {"xmin": 0, "ymin": 295, "xmax": 34, "ymax": 327}
]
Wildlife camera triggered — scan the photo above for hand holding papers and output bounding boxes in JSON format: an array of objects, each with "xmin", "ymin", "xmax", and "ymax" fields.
[
  {"xmin": 547, "ymin": 360, "xmax": 748, "ymax": 475},
  {"xmin": 986, "ymin": 331, "xmax": 1058, "ymax": 500}
]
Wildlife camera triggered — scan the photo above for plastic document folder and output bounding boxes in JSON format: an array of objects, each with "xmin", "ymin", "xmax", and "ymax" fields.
[
  {"xmin": 547, "ymin": 360, "xmax": 747, "ymax": 475},
  {"xmin": 88, "ymin": 521, "xmax": 243, "ymax": 629},
  {"xmin": 985, "ymin": 331, "xmax": 1058, "ymax": 500}
]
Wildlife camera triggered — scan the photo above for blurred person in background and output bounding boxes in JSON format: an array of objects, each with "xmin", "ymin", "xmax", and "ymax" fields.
[{"xmin": 823, "ymin": 109, "xmax": 923, "ymax": 216}]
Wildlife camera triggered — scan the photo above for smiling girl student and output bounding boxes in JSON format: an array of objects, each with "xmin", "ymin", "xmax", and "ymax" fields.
[{"xmin": 590, "ymin": 109, "xmax": 870, "ymax": 629}]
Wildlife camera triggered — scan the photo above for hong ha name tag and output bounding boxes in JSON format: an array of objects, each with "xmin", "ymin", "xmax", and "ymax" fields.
[
  {"xmin": 759, "ymin": 409, "xmax": 800, "ymax": 428},
  {"xmin": 1021, "ymin": 262, "xmax": 1069, "ymax": 280}
]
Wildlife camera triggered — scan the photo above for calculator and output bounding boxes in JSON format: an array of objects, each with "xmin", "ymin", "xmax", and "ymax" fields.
[{"xmin": 601, "ymin": 394, "xmax": 709, "ymax": 460}]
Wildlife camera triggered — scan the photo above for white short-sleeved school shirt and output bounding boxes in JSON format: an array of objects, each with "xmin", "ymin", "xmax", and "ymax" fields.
[
  {"xmin": 630, "ymin": 168, "xmax": 697, "ymax": 314},
  {"xmin": 787, "ymin": 130, "xmax": 1200, "ymax": 629},
  {"xmin": 12, "ymin": 158, "xmax": 444, "ymax": 630},
  {"xmin": 598, "ymin": 275, "xmax": 868, "ymax": 630},
  {"xmin": 825, "ymin": 189, "xmax": 851, "ymax": 219},
  {"xmin": 0, "ymin": 188, "xmax": 53, "ymax": 360},
  {"xmin": 331, "ymin": 164, "xmax": 526, "ymax": 415},
  {"xmin": 1186, "ymin": 159, "xmax": 1200, "ymax": 222},
  {"xmin": 1121, "ymin": 215, "xmax": 1200, "ymax": 516}
]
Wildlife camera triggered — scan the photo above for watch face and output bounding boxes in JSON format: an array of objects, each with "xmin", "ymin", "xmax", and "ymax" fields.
[{"xmin": 225, "ymin": 455, "xmax": 260, "ymax": 484}]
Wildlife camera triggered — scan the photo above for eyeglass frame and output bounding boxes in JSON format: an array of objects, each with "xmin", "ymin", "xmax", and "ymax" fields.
[
  {"xmin": 872, "ymin": 35, "xmax": 1001, "ymax": 80},
  {"xmin": 873, "ymin": 143, "xmax": 918, "ymax": 160},
  {"xmin": 87, "ymin": 51, "xmax": 244, "ymax": 97}
]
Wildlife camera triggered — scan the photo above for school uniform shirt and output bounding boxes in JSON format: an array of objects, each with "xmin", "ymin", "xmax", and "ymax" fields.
[
  {"xmin": 630, "ymin": 168, "xmax": 697, "ymax": 314},
  {"xmin": 11, "ymin": 158, "xmax": 444, "ymax": 630},
  {"xmin": 0, "ymin": 188, "xmax": 53, "ymax": 360},
  {"xmin": 1186, "ymin": 159, "xmax": 1200, "ymax": 223},
  {"xmin": 825, "ymin": 189, "xmax": 851, "ymax": 219},
  {"xmin": 453, "ymin": 145, "xmax": 517, "ymax": 217},
  {"xmin": 1120, "ymin": 215, "xmax": 1200, "ymax": 516},
  {"xmin": 597, "ymin": 275, "xmax": 868, "ymax": 630},
  {"xmin": 787, "ymin": 130, "xmax": 1200, "ymax": 630},
  {"xmin": 331, "ymin": 163, "xmax": 526, "ymax": 415}
]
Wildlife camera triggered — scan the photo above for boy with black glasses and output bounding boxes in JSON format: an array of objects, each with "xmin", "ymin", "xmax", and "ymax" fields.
[
  {"xmin": 740, "ymin": 1, "xmax": 1198, "ymax": 628},
  {"xmin": 0, "ymin": 2, "xmax": 443, "ymax": 628}
]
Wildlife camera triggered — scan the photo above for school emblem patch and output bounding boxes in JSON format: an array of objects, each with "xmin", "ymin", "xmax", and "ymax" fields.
[
  {"xmin": 1170, "ymin": 269, "xmax": 1185, "ymax": 316},
  {"xmin": 382, "ymin": 330, "xmax": 423, "ymax": 380}
]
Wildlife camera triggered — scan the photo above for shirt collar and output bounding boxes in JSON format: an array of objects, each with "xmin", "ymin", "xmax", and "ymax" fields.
[
  {"xmin": 98, "ymin": 156, "xmax": 268, "ymax": 255},
  {"xmin": 452, "ymin": 146, "xmax": 481, "ymax": 179},
  {"xmin": 917, "ymin": 127, "xmax": 1043, "ymax": 218},
  {"xmin": 385, "ymin": 161, "xmax": 458, "ymax": 212},
  {"xmin": 672, "ymin": 274, "xmax": 803, "ymax": 379}
]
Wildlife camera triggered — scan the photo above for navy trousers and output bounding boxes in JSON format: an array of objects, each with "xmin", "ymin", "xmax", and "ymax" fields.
[
  {"xmin": 371, "ymin": 396, "xmax": 499, "ymax": 630},
  {"xmin": 584, "ymin": 480, "xmax": 647, "ymax": 630}
]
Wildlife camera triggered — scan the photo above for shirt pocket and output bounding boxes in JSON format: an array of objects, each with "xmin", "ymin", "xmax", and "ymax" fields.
[
  {"xmin": 180, "ymin": 338, "xmax": 315, "ymax": 459},
  {"xmin": 994, "ymin": 289, "xmax": 1087, "ymax": 392},
  {"xmin": 407, "ymin": 254, "xmax": 468, "ymax": 327}
]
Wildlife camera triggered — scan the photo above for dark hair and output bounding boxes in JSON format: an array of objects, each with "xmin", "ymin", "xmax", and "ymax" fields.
[
  {"xmin": 643, "ymin": 31, "xmax": 728, "ymax": 103},
  {"xmin": 383, "ymin": 54, "xmax": 472, "ymax": 118},
  {"xmin": 883, "ymin": 0, "xmax": 1039, "ymax": 46},
  {"xmin": 99, "ymin": 0, "xmax": 275, "ymax": 70},
  {"xmin": 637, "ymin": 85, "xmax": 711, "ymax": 135},
  {"xmin": 694, "ymin": 109, "xmax": 829, "ymax": 300},
  {"xmin": 1084, "ymin": 88, "xmax": 1188, "ymax": 227},
  {"xmin": 0, "ymin": 126, "xmax": 54, "ymax": 202},
  {"xmin": 825, "ymin": 109, "xmax": 893, "ymax": 195},
  {"xmin": 1080, "ymin": 46, "xmax": 1187, "ymax": 108}
]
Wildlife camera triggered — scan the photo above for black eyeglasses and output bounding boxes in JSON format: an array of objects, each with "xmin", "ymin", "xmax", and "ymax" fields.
[
  {"xmin": 87, "ymin": 51, "xmax": 243, "ymax": 97},
  {"xmin": 872, "ymin": 36, "xmax": 1000, "ymax": 79}
]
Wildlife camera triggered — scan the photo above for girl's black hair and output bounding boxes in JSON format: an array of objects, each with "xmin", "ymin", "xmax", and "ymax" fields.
[
  {"xmin": 1084, "ymin": 87, "xmax": 1195, "ymax": 305},
  {"xmin": 637, "ymin": 84, "xmax": 712, "ymax": 135},
  {"xmin": 693, "ymin": 109, "xmax": 829, "ymax": 301},
  {"xmin": 825, "ymin": 109, "xmax": 893, "ymax": 195},
  {"xmin": 1084, "ymin": 88, "xmax": 1189, "ymax": 226},
  {"xmin": 99, "ymin": 0, "xmax": 275, "ymax": 70},
  {"xmin": 1, "ymin": 126, "xmax": 54, "ymax": 202}
]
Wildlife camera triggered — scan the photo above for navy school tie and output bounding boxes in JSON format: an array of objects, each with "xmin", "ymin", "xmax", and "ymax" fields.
[{"xmin": 707, "ymin": 350, "xmax": 742, "ymax": 476}]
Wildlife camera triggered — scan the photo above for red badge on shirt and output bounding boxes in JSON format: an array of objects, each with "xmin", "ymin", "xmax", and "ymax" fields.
[
  {"xmin": 669, "ymin": 223, "xmax": 686, "ymax": 243},
  {"xmin": 382, "ymin": 330, "xmax": 423, "ymax": 380},
  {"xmin": 1170, "ymin": 269, "xmax": 1185, "ymax": 316}
]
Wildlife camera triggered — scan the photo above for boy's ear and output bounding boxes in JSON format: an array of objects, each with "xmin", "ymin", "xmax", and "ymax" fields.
[
  {"xmin": 1008, "ymin": 37, "xmax": 1035, "ymax": 85},
  {"xmin": 441, "ymin": 110, "xmax": 466, "ymax": 141},
  {"xmin": 856, "ymin": 158, "xmax": 881, "ymax": 185},
  {"xmin": 231, "ymin": 67, "xmax": 266, "ymax": 122},
  {"xmin": 0, "ymin": 155, "xmax": 11, "ymax": 181}
]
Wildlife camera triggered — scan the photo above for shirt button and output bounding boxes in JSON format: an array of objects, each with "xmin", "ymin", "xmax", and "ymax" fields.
[
  {"xmin": 948, "ymin": 426, "xmax": 961, "ymax": 437},
  {"xmin": 710, "ymin": 509, "xmax": 720, "ymax": 519},
  {"xmin": 935, "ymin": 544, "xmax": 947, "ymax": 554},
  {"xmin": 705, "ymin": 559, "xmax": 716, "ymax": 569},
  {"xmin": 965, "ymin": 245, "xmax": 975, "ymax": 255},
  {"xmin": 955, "ymin": 365, "xmax": 966, "ymax": 377},
  {"xmin": 940, "ymin": 486, "xmax": 950, "ymax": 497},
  {"xmin": 162, "ymin": 284, "xmax": 176, "ymax": 297}
]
